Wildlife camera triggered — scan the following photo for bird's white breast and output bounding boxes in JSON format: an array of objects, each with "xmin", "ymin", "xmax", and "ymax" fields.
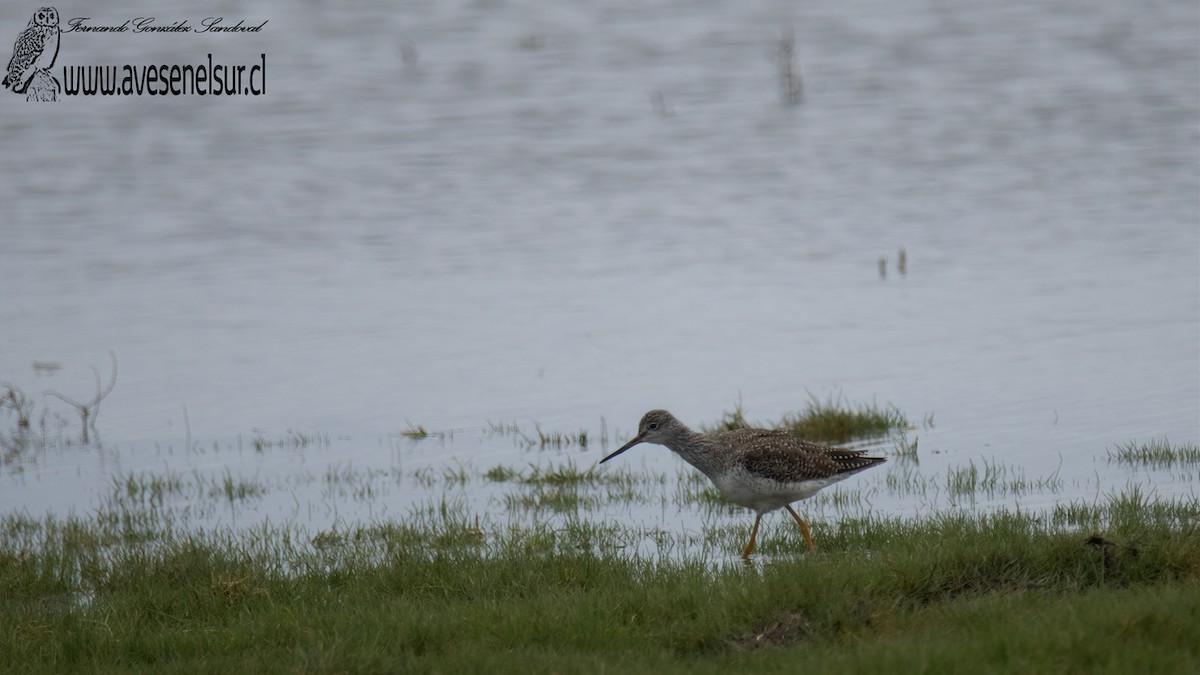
[{"xmin": 712, "ymin": 467, "xmax": 843, "ymax": 514}]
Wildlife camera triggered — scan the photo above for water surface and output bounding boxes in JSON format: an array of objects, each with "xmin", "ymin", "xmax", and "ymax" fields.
[{"xmin": 1, "ymin": 0, "xmax": 1196, "ymax": 542}]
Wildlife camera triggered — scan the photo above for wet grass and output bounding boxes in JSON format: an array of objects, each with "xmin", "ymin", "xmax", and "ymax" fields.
[
  {"xmin": 533, "ymin": 423, "xmax": 589, "ymax": 449},
  {"xmin": 516, "ymin": 425, "xmax": 589, "ymax": 450},
  {"xmin": 703, "ymin": 402, "xmax": 755, "ymax": 433},
  {"xmin": 491, "ymin": 461, "xmax": 669, "ymax": 514},
  {"xmin": 250, "ymin": 429, "xmax": 330, "ymax": 451},
  {"xmin": 111, "ymin": 470, "xmax": 267, "ymax": 507},
  {"xmin": 483, "ymin": 460, "xmax": 660, "ymax": 489},
  {"xmin": 397, "ymin": 421, "xmax": 454, "ymax": 442},
  {"xmin": 482, "ymin": 420, "xmax": 590, "ymax": 449},
  {"xmin": 890, "ymin": 426, "xmax": 920, "ymax": 460},
  {"xmin": 945, "ymin": 458, "xmax": 1064, "ymax": 499},
  {"xmin": 399, "ymin": 422, "xmax": 430, "ymax": 438},
  {"xmin": 0, "ymin": 490, "xmax": 1196, "ymax": 674},
  {"xmin": 779, "ymin": 395, "xmax": 908, "ymax": 444},
  {"xmin": 1, "ymin": 398, "xmax": 1196, "ymax": 671},
  {"xmin": 700, "ymin": 396, "xmax": 908, "ymax": 444},
  {"xmin": 1107, "ymin": 439, "xmax": 1200, "ymax": 468}
]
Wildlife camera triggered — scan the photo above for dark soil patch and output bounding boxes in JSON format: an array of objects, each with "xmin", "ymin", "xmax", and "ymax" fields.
[{"xmin": 729, "ymin": 612, "xmax": 812, "ymax": 651}]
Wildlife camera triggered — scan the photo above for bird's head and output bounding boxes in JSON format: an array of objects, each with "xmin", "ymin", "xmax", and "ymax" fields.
[
  {"xmin": 599, "ymin": 409, "xmax": 681, "ymax": 464},
  {"xmin": 35, "ymin": 7, "xmax": 59, "ymax": 27}
]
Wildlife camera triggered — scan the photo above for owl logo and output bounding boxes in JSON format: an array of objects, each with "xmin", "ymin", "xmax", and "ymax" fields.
[{"xmin": 3, "ymin": 6, "xmax": 61, "ymax": 101}]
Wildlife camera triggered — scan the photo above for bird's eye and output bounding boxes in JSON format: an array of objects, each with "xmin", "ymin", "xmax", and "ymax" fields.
[{"xmin": 647, "ymin": 422, "xmax": 658, "ymax": 430}]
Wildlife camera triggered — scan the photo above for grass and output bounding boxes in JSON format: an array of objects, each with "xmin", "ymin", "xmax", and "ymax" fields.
[
  {"xmin": 110, "ymin": 470, "xmax": 266, "ymax": 508},
  {"xmin": 1108, "ymin": 439, "xmax": 1200, "ymax": 468},
  {"xmin": 778, "ymin": 395, "xmax": 908, "ymax": 444},
  {"xmin": 399, "ymin": 422, "xmax": 430, "ymax": 438},
  {"xmin": 490, "ymin": 461, "xmax": 669, "ymax": 513},
  {"xmin": 700, "ymin": 396, "xmax": 908, "ymax": 444},
  {"xmin": 397, "ymin": 422, "xmax": 454, "ymax": 442},
  {"xmin": 945, "ymin": 458, "xmax": 1064, "ymax": 499},
  {"xmin": 483, "ymin": 420, "xmax": 589, "ymax": 450},
  {"xmin": 1, "ymin": 398, "xmax": 1196, "ymax": 672},
  {"xmin": 0, "ymin": 490, "xmax": 1196, "ymax": 673},
  {"xmin": 250, "ymin": 429, "xmax": 330, "ymax": 451}
]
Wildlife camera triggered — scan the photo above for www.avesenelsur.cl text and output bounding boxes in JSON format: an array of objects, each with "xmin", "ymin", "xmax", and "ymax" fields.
[{"xmin": 60, "ymin": 54, "xmax": 266, "ymax": 95}]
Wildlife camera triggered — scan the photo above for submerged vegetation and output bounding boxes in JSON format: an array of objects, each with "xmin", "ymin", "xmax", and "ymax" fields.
[
  {"xmin": 1108, "ymin": 438, "xmax": 1200, "ymax": 468},
  {"xmin": 0, "ymin": 397, "xmax": 1196, "ymax": 671},
  {"xmin": 395, "ymin": 420, "xmax": 589, "ymax": 449},
  {"xmin": 250, "ymin": 429, "xmax": 330, "ymax": 452},
  {"xmin": 1, "ymin": 351, "xmax": 118, "ymax": 451}
]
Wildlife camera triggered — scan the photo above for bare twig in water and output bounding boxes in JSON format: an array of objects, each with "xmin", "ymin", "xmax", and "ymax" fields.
[
  {"xmin": 44, "ymin": 350, "xmax": 118, "ymax": 445},
  {"xmin": 776, "ymin": 27, "xmax": 804, "ymax": 106}
]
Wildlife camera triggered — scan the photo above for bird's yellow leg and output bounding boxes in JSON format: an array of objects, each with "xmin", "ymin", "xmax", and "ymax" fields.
[
  {"xmin": 740, "ymin": 513, "xmax": 763, "ymax": 559},
  {"xmin": 784, "ymin": 505, "xmax": 815, "ymax": 552}
]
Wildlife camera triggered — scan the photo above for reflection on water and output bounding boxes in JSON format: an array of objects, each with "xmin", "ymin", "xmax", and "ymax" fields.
[{"xmin": 0, "ymin": 0, "xmax": 1196, "ymax": 534}]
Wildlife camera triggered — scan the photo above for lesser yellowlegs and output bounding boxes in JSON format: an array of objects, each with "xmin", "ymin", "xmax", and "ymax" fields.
[{"xmin": 600, "ymin": 409, "xmax": 886, "ymax": 559}]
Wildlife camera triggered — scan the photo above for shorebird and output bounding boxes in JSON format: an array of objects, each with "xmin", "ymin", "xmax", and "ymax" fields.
[{"xmin": 600, "ymin": 409, "xmax": 886, "ymax": 559}]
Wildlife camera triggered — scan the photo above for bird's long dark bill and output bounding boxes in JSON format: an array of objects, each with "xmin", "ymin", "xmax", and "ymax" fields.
[{"xmin": 599, "ymin": 433, "xmax": 644, "ymax": 464}]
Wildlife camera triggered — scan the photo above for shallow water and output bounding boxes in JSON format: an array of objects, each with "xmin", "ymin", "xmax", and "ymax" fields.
[{"xmin": 1, "ymin": 0, "xmax": 1196, "ymax": 542}]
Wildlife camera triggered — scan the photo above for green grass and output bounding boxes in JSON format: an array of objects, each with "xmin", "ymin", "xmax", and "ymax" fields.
[
  {"xmin": 0, "ymin": 491, "xmax": 1196, "ymax": 674},
  {"xmin": 1108, "ymin": 439, "xmax": 1200, "ymax": 468},
  {"xmin": 945, "ymin": 458, "xmax": 1063, "ymax": 499},
  {"xmin": 399, "ymin": 422, "xmax": 430, "ymax": 438},
  {"xmin": 703, "ymin": 401, "xmax": 755, "ymax": 433},
  {"xmin": 701, "ymin": 396, "xmax": 908, "ymax": 444},
  {"xmin": 1, "ymin": 399, "xmax": 1195, "ymax": 672},
  {"xmin": 778, "ymin": 394, "xmax": 908, "ymax": 444},
  {"xmin": 109, "ymin": 470, "xmax": 266, "ymax": 508},
  {"xmin": 492, "ymin": 461, "xmax": 668, "ymax": 513}
]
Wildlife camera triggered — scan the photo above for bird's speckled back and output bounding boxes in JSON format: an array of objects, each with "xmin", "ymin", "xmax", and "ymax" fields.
[{"xmin": 635, "ymin": 410, "xmax": 885, "ymax": 484}]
